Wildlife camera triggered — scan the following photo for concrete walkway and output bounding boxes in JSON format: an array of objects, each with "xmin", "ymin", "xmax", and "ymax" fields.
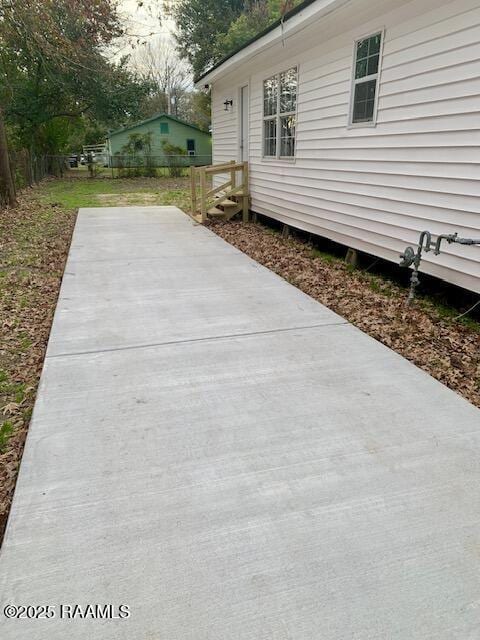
[{"xmin": 1, "ymin": 206, "xmax": 479, "ymax": 639}]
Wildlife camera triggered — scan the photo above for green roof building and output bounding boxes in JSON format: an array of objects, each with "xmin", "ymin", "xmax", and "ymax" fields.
[{"xmin": 107, "ymin": 113, "xmax": 212, "ymax": 165}]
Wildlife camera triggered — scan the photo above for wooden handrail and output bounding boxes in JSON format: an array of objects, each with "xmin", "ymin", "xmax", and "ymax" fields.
[
  {"xmin": 203, "ymin": 161, "xmax": 244, "ymax": 175},
  {"xmin": 214, "ymin": 184, "xmax": 244, "ymax": 206},
  {"xmin": 206, "ymin": 180, "xmax": 232, "ymax": 199}
]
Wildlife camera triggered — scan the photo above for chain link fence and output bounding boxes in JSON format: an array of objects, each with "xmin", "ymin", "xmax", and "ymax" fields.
[
  {"xmin": 109, "ymin": 154, "xmax": 212, "ymax": 178},
  {"xmin": 3, "ymin": 152, "xmax": 213, "ymax": 203}
]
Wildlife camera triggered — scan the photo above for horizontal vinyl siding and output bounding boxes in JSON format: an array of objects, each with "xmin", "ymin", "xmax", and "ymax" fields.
[
  {"xmin": 211, "ymin": 0, "xmax": 480, "ymax": 293},
  {"xmin": 212, "ymin": 82, "xmax": 239, "ymax": 187}
]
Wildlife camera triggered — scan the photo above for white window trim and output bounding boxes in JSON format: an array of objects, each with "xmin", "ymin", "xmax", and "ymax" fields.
[
  {"xmin": 348, "ymin": 29, "xmax": 385, "ymax": 129},
  {"xmin": 262, "ymin": 65, "xmax": 298, "ymax": 161}
]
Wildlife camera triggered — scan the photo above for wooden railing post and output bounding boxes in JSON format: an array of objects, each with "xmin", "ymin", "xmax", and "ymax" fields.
[
  {"xmin": 190, "ymin": 166, "xmax": 197, "ymax": 215},
  {"xmin": 200, "ymin": 168, "xmax": 207, "ymax": 223},
  {"xmin": 230, "ymin": 159, "xmax": 236, "ymax": 194},
  {"xmin": 242, "ymin": 161, "xmax": 249, "ymax": 223}
]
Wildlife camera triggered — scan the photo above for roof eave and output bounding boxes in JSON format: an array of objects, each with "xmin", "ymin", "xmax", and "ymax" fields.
[{"xmin": 194, "ymin": 0, "xmax": 348, "ymax": 87}]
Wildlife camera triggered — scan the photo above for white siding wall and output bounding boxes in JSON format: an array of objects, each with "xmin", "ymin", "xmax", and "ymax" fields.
[{"xmin": 211, "ymin": 0, "xmax": 480, "ymax": 293}]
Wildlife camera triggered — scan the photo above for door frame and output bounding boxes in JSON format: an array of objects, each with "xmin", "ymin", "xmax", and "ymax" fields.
[{"xmin": 237, "ymin": 83, "xmax": 249, "ymax": 163}]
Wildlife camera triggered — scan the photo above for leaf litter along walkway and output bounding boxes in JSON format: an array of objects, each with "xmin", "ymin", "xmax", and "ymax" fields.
[
  {"xmin": 0, "ymin": 191, "xmax": 76, "ymax": 540},
  {"xmin": 208, "ymin": 219, "xmax": 480, "ymax": 408},
  {"xmin": 0, "ymin": 206, "xmax": 479, "ymax": 640}
]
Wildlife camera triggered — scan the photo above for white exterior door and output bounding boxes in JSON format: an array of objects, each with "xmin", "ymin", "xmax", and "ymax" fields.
[{"xmin": 240, "ymin": 85, "xmax": 249, "ymax": 162}]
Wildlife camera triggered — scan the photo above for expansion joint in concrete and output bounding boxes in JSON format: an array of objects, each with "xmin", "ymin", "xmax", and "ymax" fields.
[{"xmin": 46, "ymin": 320, "xmax": 349, "ymax": 360}]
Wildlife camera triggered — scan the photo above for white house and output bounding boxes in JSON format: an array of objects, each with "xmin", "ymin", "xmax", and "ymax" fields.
[{"xmin": 196, "ymin": 0, "xmax": 480, "ymax": 294}]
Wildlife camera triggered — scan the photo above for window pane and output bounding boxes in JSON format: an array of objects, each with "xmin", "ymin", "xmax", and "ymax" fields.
[
  {"xmin": 264, "ymin": 118, "xmax": 277, "ymax": 156},
  {"xmin": 365, "ymin": 99, "xmax": 375, "ymax": 121},
  {"xmin": 355, "ymin": 58, "xmax": 367, "ymax": 79},
  {"xmin": 366, "ymin": 80, "xmax": 377, "ymax": 100},
  {"xmin": 280, "ymin": 67, "xmax": 297, "ymax": 113},
  {"xmin": 281, "ymin": 115, "xmax": 296, "ymax": 137},
  {"xmin": 353, "ymin": 99, "xmax": 367, "ymax": 123},
  {"xmin": 367, "ymin": 54, "xmax": 379, "ymax": 76},
  {"xmin": 280, "ymin": 115, "xmax": 296, "ymax": 156},
  {"xmin": 280, "ymin": 137, "xmax": 295, "ymax": 157},
  {"xmin": 352, "ymin": 80, "xmax": 377, "ymax": 123},
  {"xmin": 355, "ymin": 81, "xmax": 368, "ymax": 101},
  {"xmin": 356, "ymin": 38, "xmax": 369, "ymax": 60},
  {"xmin": 355, "ymin": 33, "xmax": 382, "ymax": 79},
  {"xmin": 369, "ymin": 33, "xmax": 381, "ymax": 55},
  {"xmin": 263, "ymin": 76, "xmax": 278, "ymax": 116}
]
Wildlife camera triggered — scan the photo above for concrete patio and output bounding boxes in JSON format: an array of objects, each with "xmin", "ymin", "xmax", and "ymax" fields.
[{"xmin": 0, "ymin": 206, "xmax": 479, "ymax": 639}]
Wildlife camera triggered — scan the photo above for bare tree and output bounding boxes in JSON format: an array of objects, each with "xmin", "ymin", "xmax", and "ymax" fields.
[{"xmin": 131, "ymin": 37, "xmax": 192, "ymax": 116}]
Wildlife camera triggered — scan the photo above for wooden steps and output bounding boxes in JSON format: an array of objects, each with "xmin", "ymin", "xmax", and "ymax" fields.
[
  {"xmin": 190, "ymin": 161, "xmax": 249, "ymax": 223},
  {"xmin": 207, "ymin": 206, "xmax": 225, "ymax": 217},
  {"xmin": 208, "ymin": 198, "xmax": 242, "ymax": 220}
]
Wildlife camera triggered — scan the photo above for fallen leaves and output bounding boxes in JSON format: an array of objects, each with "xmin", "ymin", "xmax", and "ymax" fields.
[
  {"xmin": 208, "ymin": 220, "xmax": 480, "ymax": 408},
  {"xmin": 0, "ymin": 187, "xmax": 76, "ymax": 543},
  {"xmin": 1, "ymin": 402, "xmax": 21, "ymax": 416}
]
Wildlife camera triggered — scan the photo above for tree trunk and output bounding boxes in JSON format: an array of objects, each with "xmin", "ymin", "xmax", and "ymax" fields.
[{"xmin": 0, "ymin": 107, "xmax": 16, "ymax": 207}]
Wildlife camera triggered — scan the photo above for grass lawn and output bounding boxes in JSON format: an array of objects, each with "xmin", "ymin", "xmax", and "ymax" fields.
[{"xmin": 38, "ymin": 171, "xmax": 192, "ymax": 210}]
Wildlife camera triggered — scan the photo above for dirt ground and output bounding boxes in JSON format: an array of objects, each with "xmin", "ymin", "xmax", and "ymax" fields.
[
  {"xmin": 207, "ymin": 219, "xmax": 480, "ymax": 409},
  {"xmin": 0, "ymin": 191, "xmax": 76, "ymax": 539}
]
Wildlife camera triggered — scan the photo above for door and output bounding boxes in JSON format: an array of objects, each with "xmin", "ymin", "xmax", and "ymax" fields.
[
  {"xmin": 186, "ymin": 139, "xmax": 196, "ymax": 156},
  {"xmin": 240, "ymin": 85, "xmax": 249, "ymax": 162}
]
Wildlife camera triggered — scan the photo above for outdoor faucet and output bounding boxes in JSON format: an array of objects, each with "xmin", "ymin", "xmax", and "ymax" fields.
[
  {"xmin": 433, "ymin": 233, "xmax": 457, "ymax": 255},
  {"xmin": 399, "ymin": 230, "xmax": 480, "ymax": 305}
]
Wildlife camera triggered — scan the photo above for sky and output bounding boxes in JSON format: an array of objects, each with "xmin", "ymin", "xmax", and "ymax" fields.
[
  {"xmin": 116, "ymin": 0, "xmax": 194, "ymax": 86},
  {"xmin": 118, "ymin": 0, "xmax": 174, "ymax": 45}
]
